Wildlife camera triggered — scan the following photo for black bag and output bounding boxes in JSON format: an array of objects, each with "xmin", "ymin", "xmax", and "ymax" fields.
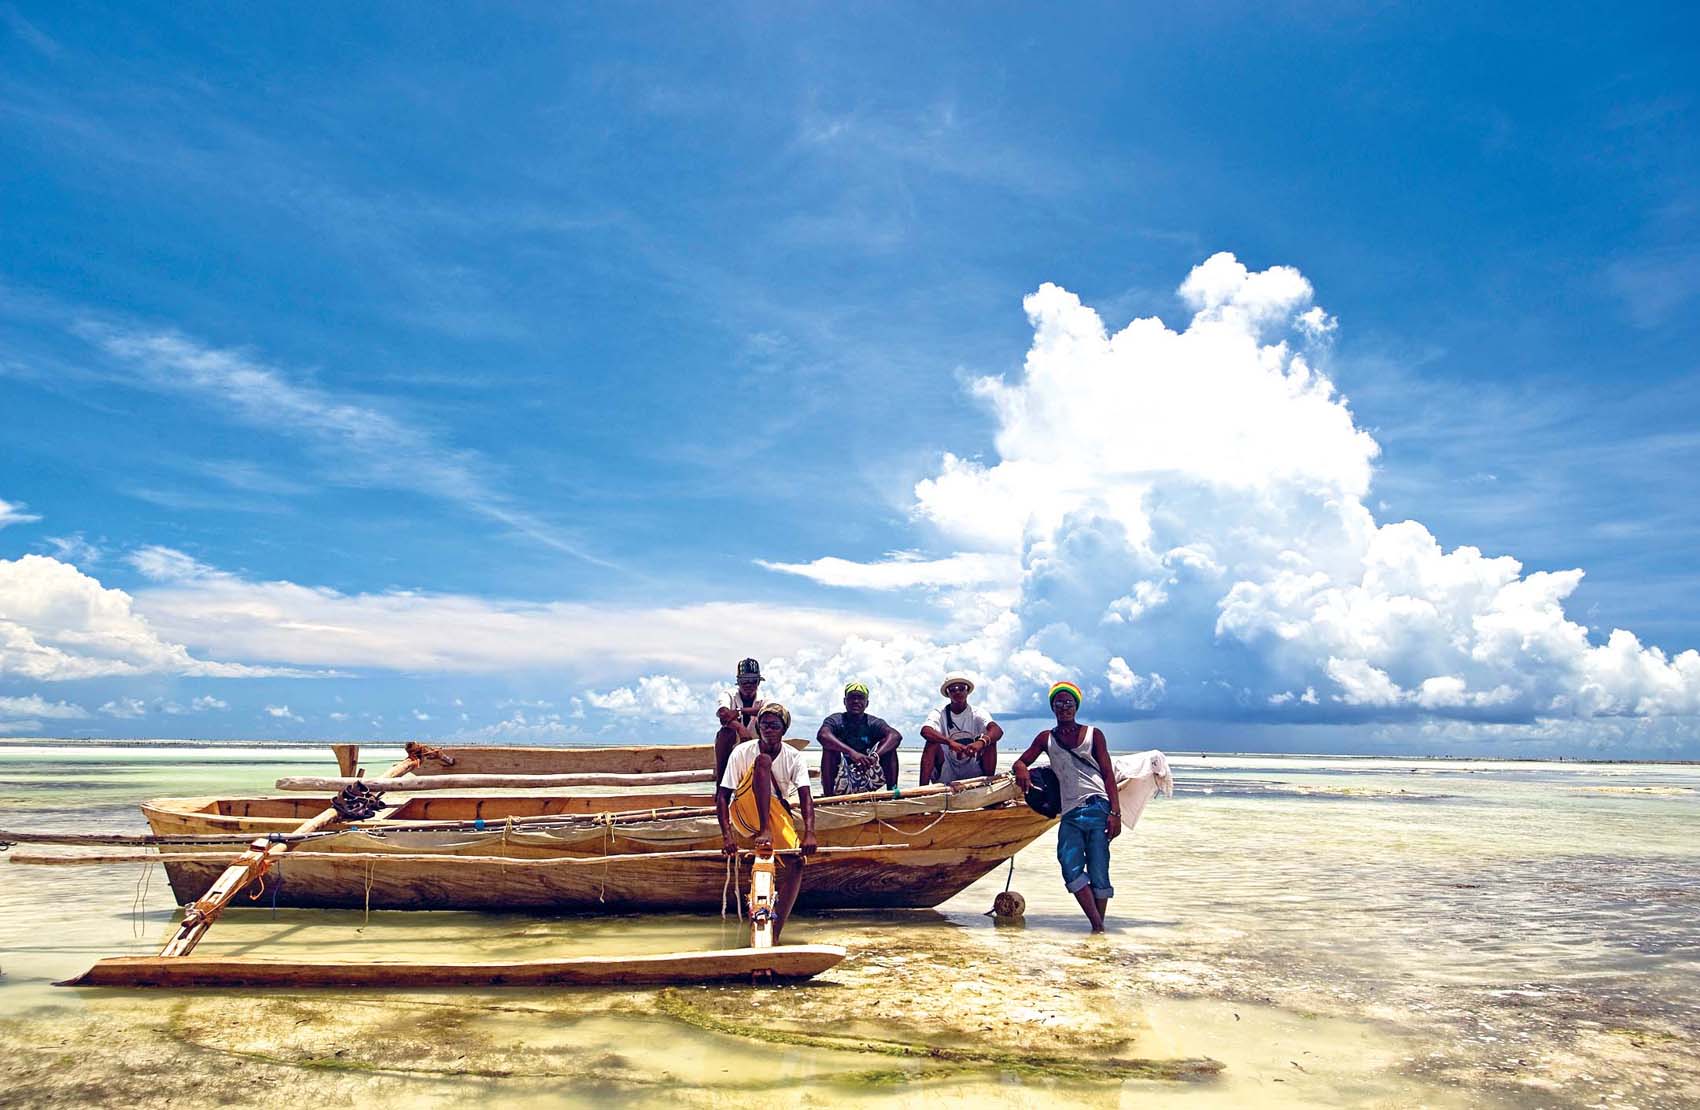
[{"xmin": 1023, "ymin": 766, "xmax": 1062, "ymax": 817}]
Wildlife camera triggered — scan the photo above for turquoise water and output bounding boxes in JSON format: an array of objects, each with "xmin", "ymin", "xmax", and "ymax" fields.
[{"xmin": 1, "ymin": 743, "xmax": 1696, "ymax": 1107}]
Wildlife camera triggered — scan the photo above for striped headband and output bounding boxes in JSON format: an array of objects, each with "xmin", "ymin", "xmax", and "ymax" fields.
[
  {"xmin": 844, "ymin": 682, "xmax": 870, "ymax": 697},
  {"xmin": 1048, "ymin": 681, "xmax": 1084, "ymax": 706},
  {"xmin": 756, "ymin": 702, "xmax": 792, "ymax": 731}
]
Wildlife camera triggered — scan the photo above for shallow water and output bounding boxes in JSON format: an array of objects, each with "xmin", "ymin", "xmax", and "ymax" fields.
[{"xmin": 0, "ymin": 743, "xmax": 1696, "ymax": 1107}]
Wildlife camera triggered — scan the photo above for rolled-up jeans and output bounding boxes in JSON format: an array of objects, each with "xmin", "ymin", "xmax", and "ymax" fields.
[{"xmin": 1056, "ymin": 795, "xmax": 1114, "ymax": 899}]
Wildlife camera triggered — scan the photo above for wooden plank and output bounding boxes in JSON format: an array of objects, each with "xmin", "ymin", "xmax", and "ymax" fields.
[
  {"xmin": 274, "ymin": 769, "xmax": 717, "ymax": 792},
  {"xmin": 11, "ymin": 845, "xmax": 911, "ymax": 867},
  {"xmin": 400, "ymin": 739, "xmax": 809, "ymax": 777},
  {"xmin": 60, "ymin": 944, "xmax": 848, "ymax": 989}
]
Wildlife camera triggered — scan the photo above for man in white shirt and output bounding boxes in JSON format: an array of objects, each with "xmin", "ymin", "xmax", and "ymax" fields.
[
  {"xmin": 716, "ymin": 703, "xmax": 817, "ymax": 940},
  {"xmin": 714, "ymin": 657, "xmax": 767, "ymax": 783},
  {"xmin": 919, "ymin": 674, "xmax": 1003, "ymax": 786}
]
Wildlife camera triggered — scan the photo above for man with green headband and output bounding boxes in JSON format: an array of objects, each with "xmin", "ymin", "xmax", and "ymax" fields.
[
  {"xmin": 816, "ymin": 682, "xmax": 902, "ymax": 796},
  {"xmin": 1011, "ymin": 681, "xmax": 1122, "ymax": 932}
]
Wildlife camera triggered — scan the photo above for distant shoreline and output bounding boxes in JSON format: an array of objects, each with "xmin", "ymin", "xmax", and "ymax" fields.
[{"xmin": 1, "ymin": 736, "xmax": 1694, "ymax": 766}]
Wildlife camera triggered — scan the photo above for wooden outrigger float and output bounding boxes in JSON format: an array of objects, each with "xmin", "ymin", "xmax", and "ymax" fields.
[{"xmin": 10, "ymin": 741, "xmax": 1053, "ymax": 990}]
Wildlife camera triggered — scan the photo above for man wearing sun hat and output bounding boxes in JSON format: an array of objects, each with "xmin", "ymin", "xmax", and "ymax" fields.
[
  {"xmin": 816, "ymin": 681, "xmax": 902, "ymax": 796},
  {"xmin": 919, "ymin": 673, "xmax": 1004, "ymax": 786}
]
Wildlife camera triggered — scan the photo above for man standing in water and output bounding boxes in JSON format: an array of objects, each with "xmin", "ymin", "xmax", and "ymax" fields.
[
  {"xmin": 1011, "ymin": 682, "xmax": 1121, "ymax": 932},
  {"xmin": 713, "ymin": 658, "xmax": 767, "ymax": 783},
  {"xmin": 919, "ymin": 674, "xmax": 1003, "ymax": 786},
  {"xmin": 716, "ymin": 703, "xmax": 818, "ymax": 941},
  {"xmin": 816, "ymin": 682, "xmax": 902, "ymax": 795}
]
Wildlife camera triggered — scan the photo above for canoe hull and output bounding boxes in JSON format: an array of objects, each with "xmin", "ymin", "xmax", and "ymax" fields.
[{"xmin": 142, "ymin": 791, "xmax": 1054, "ymax": 913}]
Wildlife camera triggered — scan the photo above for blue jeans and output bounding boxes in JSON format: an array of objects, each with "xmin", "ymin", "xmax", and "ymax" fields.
[{"xmin": 1056, "ymin": 796, "xmax": 1114, "ymax": 899}]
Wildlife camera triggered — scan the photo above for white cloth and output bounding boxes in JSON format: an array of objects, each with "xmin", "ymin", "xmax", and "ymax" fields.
[
  {"xmin": 1110, "ymin": 749, "xmax": 1174, "ymax": 831},
  {"xmin": 923, "ymin": 703, "xmax": 996, "ymax": 741},
  {"xmin": 719, "ymin": 739, "xmax": 812, "ymax": 805},
  {"xmin": 717, "ymin": 689, "xmax": 768, "ymax": 735}
]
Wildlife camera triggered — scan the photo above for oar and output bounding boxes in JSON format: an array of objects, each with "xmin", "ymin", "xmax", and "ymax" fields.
[{"xmin": 156, "ymin": 749, "xmax": 436, "ymax": 958}]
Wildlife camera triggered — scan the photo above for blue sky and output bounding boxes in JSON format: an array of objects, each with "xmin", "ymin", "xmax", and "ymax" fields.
[{"xmin": 2, "ymin": 3, "xmax": 1698, "ymax": 756}]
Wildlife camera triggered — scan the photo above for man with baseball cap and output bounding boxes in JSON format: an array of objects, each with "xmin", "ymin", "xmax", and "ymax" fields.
[
  {"xmin": 713, "ymin": 657, "xmax": 768, "ymax": 783},
  {"xmin": 919, "ymin": 674, "xmax": 1003, "ymax": 786}
]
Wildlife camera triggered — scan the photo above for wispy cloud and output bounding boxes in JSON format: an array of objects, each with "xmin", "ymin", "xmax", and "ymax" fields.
[
  {"xmin": 85, "ymin": 327, "xmax": 618, "ymax": 569},
  {"xmin": 0, "ymin": 497, "xmax": 41, "ymax": 529}
]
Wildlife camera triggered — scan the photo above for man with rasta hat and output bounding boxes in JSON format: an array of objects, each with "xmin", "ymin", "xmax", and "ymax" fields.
[
  {"xmin": 816, "ymin": 682, "xmax": 902, "ymax": 796},
  {"xmin": 713, "ymin": 657, "xmax": 768, "ymax": 784},
  {"xmin": 919, "ymin": 674, "xmax": 1003, "ymax": 786},
  {"xmin": 1011, "ymin": 681, "xmax": 1122, "ymax": 932},
  {"xmin": 716, "ymin": 702, "xmax": 818, "ymax": 940}
]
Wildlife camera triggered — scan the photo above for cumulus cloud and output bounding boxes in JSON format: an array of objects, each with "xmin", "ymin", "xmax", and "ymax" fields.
[
  {"xmin": 0, "ymin": 695, "xmax": 89, "ymax": 719},
  {"xmin": 708, "ymin": 252, "xmax": 1700, "ymax": 733},
  {"xmin": 0, "ymin": 554, "xmax": 294, "ymax": 681},
  {"xmin": 585, "ymin": 674, "xmax": 702, "ymax": 717},
  {"xmin": 192, "ymin": 695, "xmax": 228, "ymax": 711},
  {"xmin": 99, "ymin": 697, "xmax": 146, "ymax": 719},
  {"xmin": 0, "ymin": 498, "xmax": 42, "ymax": 529},
  {"xmin": 264, "ymin": 704, "xmax": 302, "ymax": 722}
]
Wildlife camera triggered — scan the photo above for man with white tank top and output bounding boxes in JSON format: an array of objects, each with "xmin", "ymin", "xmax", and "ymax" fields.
[{"xmin": 1010, "ymin": 681, "xmax": 1122, "ymax": 932}]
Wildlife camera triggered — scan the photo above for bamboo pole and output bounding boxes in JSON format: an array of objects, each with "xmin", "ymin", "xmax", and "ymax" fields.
[
  {"xmin": 11, "ymin": 844, "xmax": 914, "ymax": 868},
  {"xmin": 0, "ymin": 777, "xmax": 1005, "ymax": 850},
  {"xmin": 157, "ymin": 751, "xmax": 424, "ymax": 958}
]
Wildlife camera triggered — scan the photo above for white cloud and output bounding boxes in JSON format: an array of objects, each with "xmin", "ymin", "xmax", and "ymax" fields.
[
  {"xmin": 758, "ymin": 552, "xmax": 1020, "ymax": 590},
  {"xmin": 705, "ymin": 253, "xmax": 1696, "ymax": 733},
  {"xmin": 191, "ymin": 695, "xmax": 228, "ymax": 711},
  {"xmin": 0, "ymin": 554, "xmax": 292, "ymax": 681},
  {"xmin": 411, "ymin": 709, "xmax": 432, "ymax": 721},
  {"xmin": 43, "ymin": 534, "xmax": 100, "ymax": 565},
  {"xmin": 99, "ymin": 697, "xmax": 146, "ymax": 719},
  {"xmin": 126, "ymin": 552, "xmax": 928, "ymax": 678},
  {"xmin": 264, "ymin": 704, "xmax": 302, "ymax": 722},
  {"xmin": 87, "ymin": 328, "xmax": 612, "ymax": 566},
  {"xmin": 328, "ymin": 711, "xmax": 349, "ymax": 721},
  {"xmin": 0, "ymin": 498, "xmax": 42, "ymax": 529},
  {"xmin": 0, "ymin": 695, "xmax": 89, "ymax": 719},
  {"xmin": 585, "ymin": 674, "xmax": 702, "ymax": 718}
]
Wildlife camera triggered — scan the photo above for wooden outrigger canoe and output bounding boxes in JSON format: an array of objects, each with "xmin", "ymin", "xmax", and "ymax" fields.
[
  {"xmin": 136, "ymin": 776, "xmax": 1051, "ymax": 913},
  {"xmin": 17, "ymin": 741, "xmax": 1053, "ymax": 989}
]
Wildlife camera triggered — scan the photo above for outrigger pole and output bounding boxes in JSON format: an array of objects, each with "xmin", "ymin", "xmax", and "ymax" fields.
[{"xmin": 155, "ymin": 742, "xmax": 453, "ymax": 958}]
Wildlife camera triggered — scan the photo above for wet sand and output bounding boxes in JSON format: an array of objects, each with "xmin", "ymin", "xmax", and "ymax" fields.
[{"xmin": 1, "ymin": 746, "xmax": 1696, "ymax": 1107}]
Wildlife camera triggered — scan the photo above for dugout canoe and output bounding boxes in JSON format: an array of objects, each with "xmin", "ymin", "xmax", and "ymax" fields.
[{"xmin": 137, "ymin": 777, "xmax": 1053, "ymax": 913}]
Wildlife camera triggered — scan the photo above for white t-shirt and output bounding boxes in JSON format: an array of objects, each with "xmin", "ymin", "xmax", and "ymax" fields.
[
  {"xmin": 923, "ymin": 703, "xmax": 996, "ymax": 742},
  {"xmin": 717, "ymin": 689, "xmax": 767, "ymax": 735},
  {"xmin": 719, "ymin": 740, "xmax": 812, "ymax": 805}
]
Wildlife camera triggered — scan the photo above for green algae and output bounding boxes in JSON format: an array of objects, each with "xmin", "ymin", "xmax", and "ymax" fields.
[{"xmin": 652, "ymin": 989, "xmax": 1223, "ymax": 1082}]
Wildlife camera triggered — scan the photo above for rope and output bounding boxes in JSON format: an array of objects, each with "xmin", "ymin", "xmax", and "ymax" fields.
[
  {"xmin": 360, "ymin": 859, "xmax": 375, "ymax": 929},
  {"xmin": 130, "ymin": 857, "xmax": 153, "ymax": 939},
  {"xmin": 875, "ymin": 791, "xmax": 952, "ymax": 839},
  {"xmin": 1003, "ymin": 855, "xmax": 1016, "ymax": 893},
  {"xmin": 598, "ymin": 815, "xmax": 612, "ymax": 903}
]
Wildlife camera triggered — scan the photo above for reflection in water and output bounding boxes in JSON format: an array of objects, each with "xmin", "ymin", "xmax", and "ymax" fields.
[{"xmin": 0, "ymin": 746, "xmax": 1695, "ymax": 1107}]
